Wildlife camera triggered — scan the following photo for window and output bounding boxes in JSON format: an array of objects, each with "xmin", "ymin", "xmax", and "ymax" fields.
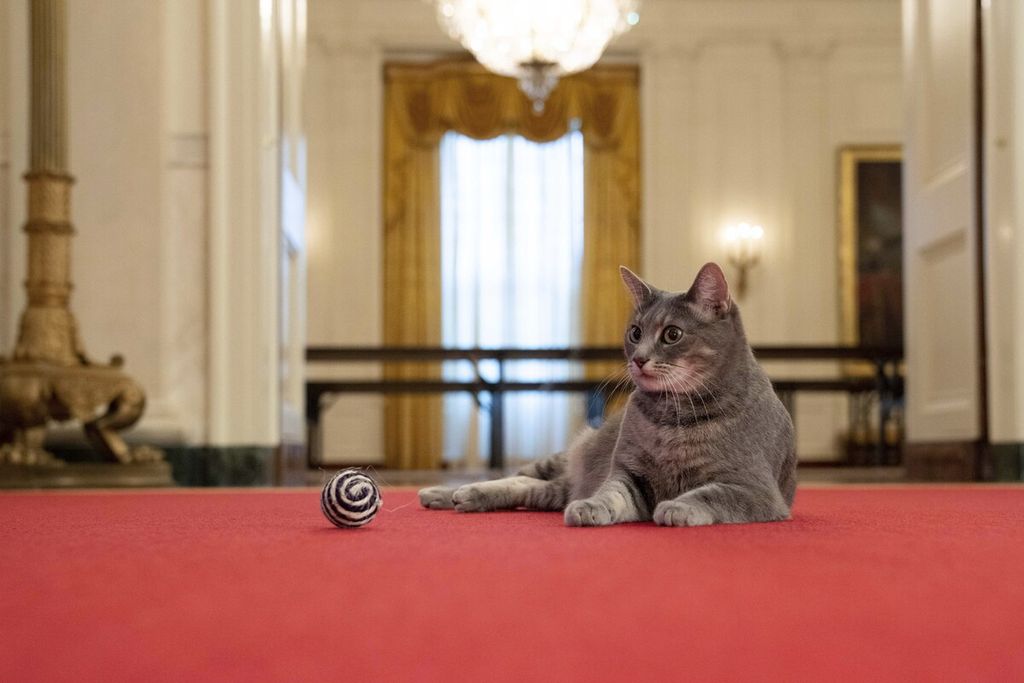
[{"xmin": 440, "ymin": 129, "xmax": 585, "ymax": 466}]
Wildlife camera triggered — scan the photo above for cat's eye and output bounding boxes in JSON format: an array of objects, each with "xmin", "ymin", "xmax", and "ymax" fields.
[
  {"xmin": 628, "ymin": 325, "xmax": 642, "ymax": 343},
  {"xmin": 661, "ymin": 326, "xmax": 683, "ymax": 344}
]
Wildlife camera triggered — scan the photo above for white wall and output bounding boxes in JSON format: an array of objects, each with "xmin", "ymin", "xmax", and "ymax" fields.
[
  {"xmin": 984, "ymin": 0, "xmax": 1024, "ymax": 443},
  {"xmin": 306, "ymin": 0, "xmax": 904, "ymax": 463},
  {"xmin": 0, "ymin": 2, "xmax": 8, "ymax": 351},
  {"xmin": 0, "ymin": 0, "xmax": 296, "ymax": 449},
  {"xmin": 0, "ymin": 0, "xmax": 26, "ymax": 356}
]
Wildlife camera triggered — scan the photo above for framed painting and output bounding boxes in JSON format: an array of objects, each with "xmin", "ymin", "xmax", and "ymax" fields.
[{"xmin": 837, "ymin": 145, "xmax": 904, "ymax": 351}]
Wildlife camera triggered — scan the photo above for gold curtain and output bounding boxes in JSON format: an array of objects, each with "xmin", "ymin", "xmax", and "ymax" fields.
[{"xmin": 383, "ymin": 60, "xmax": 640, "ymax": 469}]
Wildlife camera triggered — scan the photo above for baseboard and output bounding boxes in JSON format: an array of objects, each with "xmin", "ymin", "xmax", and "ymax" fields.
[
  {"xmin": 163, "ymin": 446, "xmax": 281, "ymax": 486},
  {"xmin": 903, "ymin": 441, "xmax": 987, "ymax": 481},
  {"xmin": 49, "ymin": 444, "xmax": 290, "ymax": 487},
  {"xmin": 990, "ymin": 443, "xmax": 1024, "ymax": 481}
]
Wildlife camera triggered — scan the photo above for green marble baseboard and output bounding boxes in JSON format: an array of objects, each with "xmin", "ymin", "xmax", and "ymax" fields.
[
  {"xmin": 162, "ymin": 446, "xmax": 279, "ymax": 486},
  {"xmin": 44, "ymin": 445, "xmax": 285, "ymax": 487},
  {"xmin": 990, "ymin": 444, "xmax": 1024, "ymax": 481}
]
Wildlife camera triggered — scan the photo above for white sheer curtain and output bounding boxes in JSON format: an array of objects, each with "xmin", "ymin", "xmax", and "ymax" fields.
[{"xmin": 440, "ymin": 130, "xmax": 585, "ymax": 468}]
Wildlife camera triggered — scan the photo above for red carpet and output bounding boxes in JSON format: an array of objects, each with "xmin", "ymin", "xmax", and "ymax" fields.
[{"xmin": 1, "ymin": 486, "xmax": 1023, "ymax": 681}]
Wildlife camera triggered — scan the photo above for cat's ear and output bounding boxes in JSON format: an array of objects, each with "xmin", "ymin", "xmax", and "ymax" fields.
[
  {"xmin": 686, "ymin": 263, "xmax": 732, "ymax": 319},
  {"xmin": 619, "ymin": 266, "xmax": 654, "ymax": 308}
]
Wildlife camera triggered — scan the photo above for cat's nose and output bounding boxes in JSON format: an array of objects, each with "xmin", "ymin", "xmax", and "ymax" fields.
[{"xmin": 632, "ymin": 357, "xmax": 648, "ymax": 370}]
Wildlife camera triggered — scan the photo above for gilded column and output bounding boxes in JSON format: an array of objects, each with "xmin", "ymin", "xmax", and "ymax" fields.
[
  {"xmin": 14, "ymin": 0, "xmax": 79, "ymax": 365},
  {"xmin": 30, "ymin": 0, "xmax": 67, "ymax": 171},
  {"xmin": 0, "ymin": 0, "xmax": 164, "ymax": 473}
]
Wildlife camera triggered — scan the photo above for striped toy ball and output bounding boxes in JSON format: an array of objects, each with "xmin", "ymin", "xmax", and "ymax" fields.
[{"xmin": 321, "ymin": 469, "xmax": 382, "ymax": 528}]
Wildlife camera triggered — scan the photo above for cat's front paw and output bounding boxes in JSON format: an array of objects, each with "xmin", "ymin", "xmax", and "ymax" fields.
[
  {"xmin": 564, "ymin": 499, "xmax": 615, "ymax": 527},
  {"xmin": 451, "ymin": 484, "xmax": 492, "ymax": 512},
  {"xmin": 418, "ymin": 485, "xmax": 455, "ymax": 510},
  {"xmin": 653, "ymin": 500, "xmax": 715, "ymax": 527}
]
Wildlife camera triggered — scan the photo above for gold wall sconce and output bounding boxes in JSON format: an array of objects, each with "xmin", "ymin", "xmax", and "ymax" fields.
[{"xmin": 723, "ymin": 222, "xmax": 764, "ymax": 299}]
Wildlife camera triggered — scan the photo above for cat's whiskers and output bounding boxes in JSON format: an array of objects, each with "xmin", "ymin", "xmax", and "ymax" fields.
[
  {"xmin": 611, "ymin": 366, "xmax": 635, "ymax": 399},
  {"xmin": 653, "ymin": 362, "xmax": 697, "ymax": 425},
  {"xmin": 664, "ymin": 368, "xmax": 700, "ymax": 425},
  {"xmin": 681, "ymin": 371, "xmax": 712, "ymax": 419},
  {"xmin": 671, "ymin": 366, "xmax": 712, "ymax": 419},
  {"xmin": 592, "ymin": 364, "xmax": 630, "ymax": 411},
  {"xmin": 661, "ymin": 371, "xmax": 684, "ymax": 427},
  {"xmin": 670, "ymin": 375, "xmax": 690, "ymax": 427},
  {"xmin": 662, "ymin": 361, "xmax": 718, "ymax": 419},
  {"xmin": 690, "ymin": 369, "xmax": 726, "ymax": 417},
  {"xmin": 595, "ymin": 366, "xmax": 627, "ymax": 396},
  {"xmin": 684, "ymin": 384, "xmax": 700, "ymax": 425}
]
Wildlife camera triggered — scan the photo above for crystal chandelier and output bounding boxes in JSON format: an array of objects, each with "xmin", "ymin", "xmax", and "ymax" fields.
[{"xmin": 433, "ymin": 0, "xmax": 640, "ymax": 111}]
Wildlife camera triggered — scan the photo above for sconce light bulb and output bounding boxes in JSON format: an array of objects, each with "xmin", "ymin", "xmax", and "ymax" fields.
[
  {"xmin": 724, "ymin": 222, "xmax": 764, "ymax": 243},
  {"xmin": 723, "ymin": 222, "xmax": 765, "ymax": 272}
]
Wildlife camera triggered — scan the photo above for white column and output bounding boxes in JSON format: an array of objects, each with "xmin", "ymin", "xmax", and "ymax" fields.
[
  {"xmin": 207, "ymin": 0, "xmax": 281, "ymax": 447},
  {"xmin": 155, "ymin": 0, "xmax": 210, "ymax": 443},
  {"xmin": 984, "ymin": 0, "xmax": 1024, "ymax": 443}
]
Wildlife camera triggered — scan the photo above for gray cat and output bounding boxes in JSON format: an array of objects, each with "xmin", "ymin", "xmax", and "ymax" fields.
[{"xmin": 419, "ymin": 263, "xmax": 796, "ymax": 527}]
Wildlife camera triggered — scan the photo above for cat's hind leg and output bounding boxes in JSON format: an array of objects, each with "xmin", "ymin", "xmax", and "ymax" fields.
[
  {"xmin": 515, "ymin": 451, "xmax": 567, "ymax": 480},
  {"xmin": 420, "ymin": 452, "xmax": 569, "ymax": 510},
  {"xmin": 451, "ymin": 475, "xmax": 569, "ymax": 512}
]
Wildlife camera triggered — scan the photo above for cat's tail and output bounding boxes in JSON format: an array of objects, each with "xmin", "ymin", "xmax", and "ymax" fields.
[{"xmin": 516, "ymin": 452, "xmax": 568, "ymax": 481}]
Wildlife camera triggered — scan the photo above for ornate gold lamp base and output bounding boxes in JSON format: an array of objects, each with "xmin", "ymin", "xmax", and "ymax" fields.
[
  {"xmin": 0, "ymin": 0, "xmax": 169, "ymax": 487},
  {"xmin": 0, "ymin": 357, "xmax": 171, "ymax": 486}
]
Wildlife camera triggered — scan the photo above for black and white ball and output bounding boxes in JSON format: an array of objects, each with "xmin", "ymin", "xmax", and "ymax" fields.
[{"xmin": 321, "ymin": 469, "xmax": 382, "ymax": 528}]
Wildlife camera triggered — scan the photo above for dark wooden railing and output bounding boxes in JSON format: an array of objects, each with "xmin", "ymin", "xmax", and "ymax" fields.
[{"xmin": 306, "ymin": 346, "xmax": 903, "ymax": 470}]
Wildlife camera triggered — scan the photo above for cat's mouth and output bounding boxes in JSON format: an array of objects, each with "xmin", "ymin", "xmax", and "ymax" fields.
[
  {"xmin": 629, "ymin": 366, "xmax": 665, "ymax": 392},
  {"xmin": 629, "ymin": 361, "xmax": 699, "ymax": 394}
]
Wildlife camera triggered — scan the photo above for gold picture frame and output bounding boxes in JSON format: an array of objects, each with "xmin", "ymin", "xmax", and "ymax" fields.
[{"xmin": 837, "ymin": 144, "xmax": 903, "ymax": 355}]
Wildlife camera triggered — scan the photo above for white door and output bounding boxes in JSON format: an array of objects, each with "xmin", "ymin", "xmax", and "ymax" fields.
[{"xmin": 902, "ymin": 0, "xmax": 982, "ymax": 441}]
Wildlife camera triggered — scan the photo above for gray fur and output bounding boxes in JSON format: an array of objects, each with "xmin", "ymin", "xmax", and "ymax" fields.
[{"xmin": 419, "ymin": 263, "xmax": 796, "ymax": 527}]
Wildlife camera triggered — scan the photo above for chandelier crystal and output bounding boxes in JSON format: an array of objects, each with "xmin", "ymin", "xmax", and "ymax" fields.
[{"xmin": 433, "ymin": 0, "xmax": 640, "ymax": 111}]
